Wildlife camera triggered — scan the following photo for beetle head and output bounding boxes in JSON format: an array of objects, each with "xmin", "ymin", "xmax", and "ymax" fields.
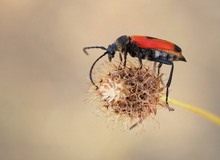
[{"xmin": 107, "ymin": 44, "xmax": 116, "ymax": 62}]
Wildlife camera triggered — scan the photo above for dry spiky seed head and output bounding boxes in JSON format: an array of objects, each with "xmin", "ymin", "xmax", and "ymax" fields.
[{"xmin": 90, "ymin": 61, "xmax": 168, "ymax": 130}]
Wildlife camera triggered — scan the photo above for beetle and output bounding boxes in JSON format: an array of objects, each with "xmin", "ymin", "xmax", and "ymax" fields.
[{"xmin": 83, "ymin": 35, "xmax": 186, "ymax": 106}]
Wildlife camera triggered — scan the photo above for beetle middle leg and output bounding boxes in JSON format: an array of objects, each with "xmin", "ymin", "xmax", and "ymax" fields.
[{"xmin": 158, "ymin": 63, "xmax": 163, "ymax": 75}]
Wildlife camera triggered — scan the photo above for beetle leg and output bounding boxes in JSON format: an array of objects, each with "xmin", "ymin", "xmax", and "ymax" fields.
[
  {"xmin": 137, "ymin": 53, "xmax": 143, "ymax": 69},
  {"xmin": 118, "ymin": 52, "xmax": 123, "ymax": 66},
  {"xmin": 135, "ymin": 45, "xmax": 143, "ymax": 69},
  {"xmin": 166, "ymin": 61, "xmax": 174, "ymax": 111},
  {"xmin": 153, "ymin": 62, "xmax": 164, "ymax": 85},
  {"xmin": 158, "ymin": 63, "xmax": 163, "ymax": 75},
  {"xmin": 149, "ymin": 58, "xmax": 174, "ymax": 111},
  {"xmin": 123, "ymin": 48, "xmax": 128, "ymax": 67},
  {"xmin": 157, "ymin": 62, "xmax": 164, "ymax": 86},
  {"xmin": 119, "ymin": 52, "xmax": 123, "ymax": 62}
]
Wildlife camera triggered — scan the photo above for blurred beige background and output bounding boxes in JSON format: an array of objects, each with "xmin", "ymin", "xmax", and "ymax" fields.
[{"xmin": 0, "ymin": 0, "xmax": 220, "ymax": 160}]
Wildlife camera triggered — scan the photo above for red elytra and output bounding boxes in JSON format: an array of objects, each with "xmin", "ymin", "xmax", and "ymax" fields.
[{"xmin": 130, "ymin": 35, "xmax": 182, "ymax": 56}]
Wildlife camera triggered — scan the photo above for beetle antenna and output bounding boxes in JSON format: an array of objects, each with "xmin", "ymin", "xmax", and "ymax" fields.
[
  {"xmin": 89, "ymin": 51, "xmax": 108, "ymax": 86},
  {"xmin": 83, "ymin": 46, "xmax": 107, "ymax": 55}
]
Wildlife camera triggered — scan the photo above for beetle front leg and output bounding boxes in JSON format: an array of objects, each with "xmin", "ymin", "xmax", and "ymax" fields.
[
  {"xmin": 123, "ymin": 48, "xmax": 128, "ymax": 67},
  {"xmin": 119, "ymin": 52, "xmax": 123, "ymax": 62}
]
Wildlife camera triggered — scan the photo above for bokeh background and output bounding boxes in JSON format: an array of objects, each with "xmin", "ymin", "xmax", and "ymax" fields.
[{"xmin": 0, "ymin": 0, "xmax": 220, "ymax": 160}]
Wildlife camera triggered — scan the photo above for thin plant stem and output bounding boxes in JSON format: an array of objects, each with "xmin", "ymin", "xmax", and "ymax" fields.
[{"xmin": 162, "ymin": 96, "xmax": 220, "ymax": 126}]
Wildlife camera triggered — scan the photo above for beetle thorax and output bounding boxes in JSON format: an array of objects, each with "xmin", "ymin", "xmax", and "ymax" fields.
[{"xmin": 114, "ymin": 35, "xmax": 130, "ymax": 52}]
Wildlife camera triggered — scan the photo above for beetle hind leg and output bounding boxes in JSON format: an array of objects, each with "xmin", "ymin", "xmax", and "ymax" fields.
[{"xmin": 150, "ymin": 58, "xmax": 175, "ymax": 111}]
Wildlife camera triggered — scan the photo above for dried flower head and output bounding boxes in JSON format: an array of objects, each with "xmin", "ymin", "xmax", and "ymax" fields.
[{"xmin": 89, "ymin": 61, "xmax": 169, "ymax": 130}]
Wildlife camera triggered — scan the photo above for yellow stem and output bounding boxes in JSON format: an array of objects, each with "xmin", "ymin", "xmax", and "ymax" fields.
[{"xmin": 162, "ymin": 96, "xmax": 220, "ymax": 126}]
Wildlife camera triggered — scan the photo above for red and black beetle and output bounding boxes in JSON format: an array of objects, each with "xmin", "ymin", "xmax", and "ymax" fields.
[{"xmin": 83, "ymin": 35, "xmax": 186, "ymax": 105}]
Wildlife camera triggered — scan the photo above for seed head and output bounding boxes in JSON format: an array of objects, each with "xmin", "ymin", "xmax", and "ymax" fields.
[{"xmin": 90, "ymin": 61, "xmax": 168, "ymax": 130}]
